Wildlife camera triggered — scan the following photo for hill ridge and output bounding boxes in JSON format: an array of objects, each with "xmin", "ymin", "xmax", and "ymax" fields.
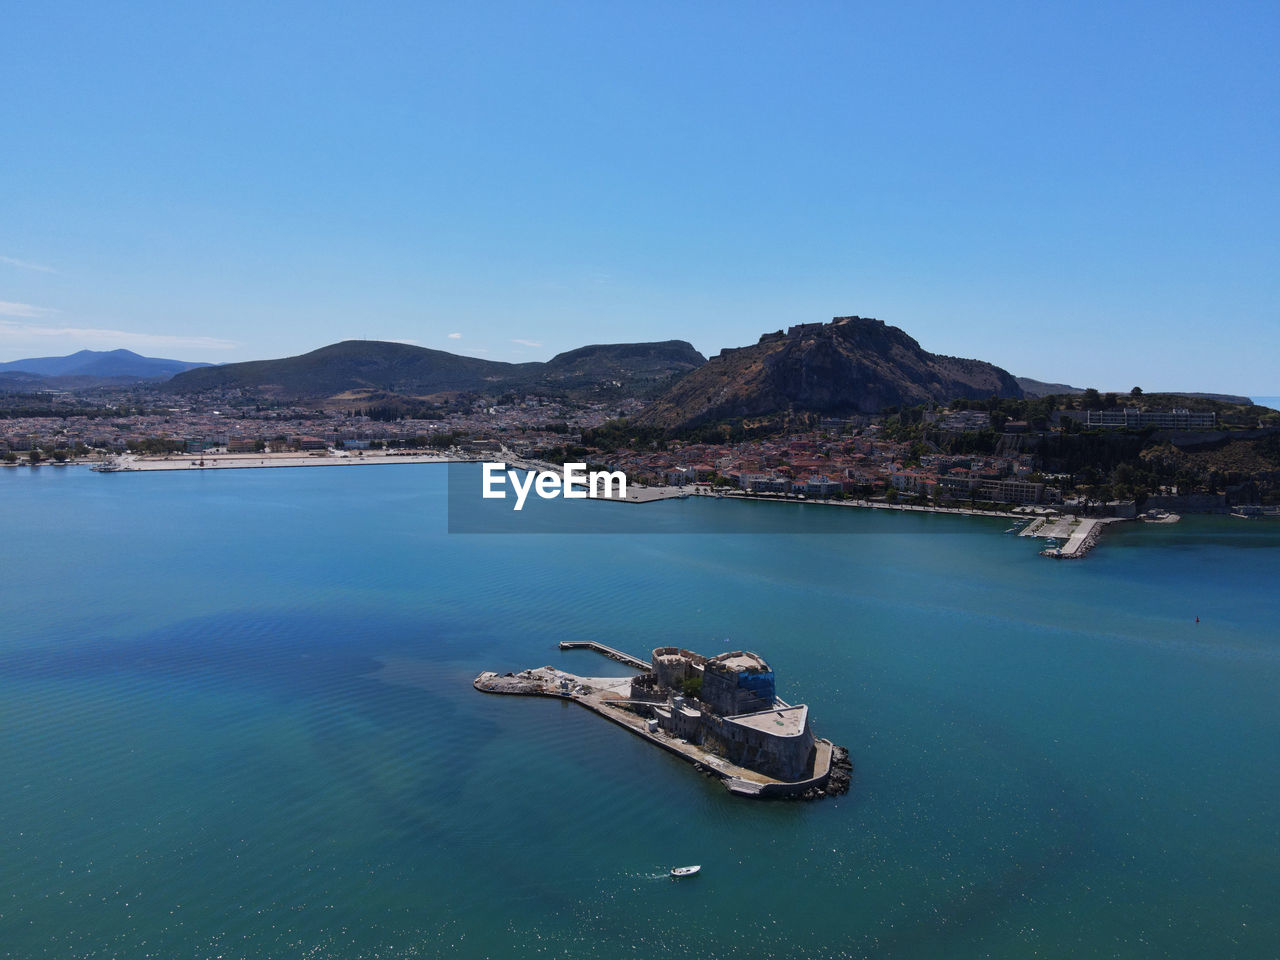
[{"xmin": 166, "ymin": 338, "xmax": 706, "ymax": 399}]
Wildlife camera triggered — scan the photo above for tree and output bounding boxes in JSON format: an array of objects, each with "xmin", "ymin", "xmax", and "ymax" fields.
[
  {"xmin": 1082, "ymin": 388, "xmax": 1102, "ymax": 410},
  {"xmin": 1130, "ymin": 386, "xmax": 1143, "ymax": 397}
]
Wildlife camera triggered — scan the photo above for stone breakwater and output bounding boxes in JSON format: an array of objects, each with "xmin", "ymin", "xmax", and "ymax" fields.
[
  {"xmin": 474, "ymin": 668, "xmax": 849, "ymax": 801},
  {"xmin": 1040, "ymin": 517, "xmax": 1125, "ymax": 559}
]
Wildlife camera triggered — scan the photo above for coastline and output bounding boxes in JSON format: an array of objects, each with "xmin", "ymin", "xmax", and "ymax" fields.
[
  {"xmin": 85, "ymin": 451, "xmax": 465, "ymax": 471},
  {"xmin": 600, "ymin": 485, "xmax": 1129, "ymax": 558},
  {"xmin": 7, "ymin": 455, "xmax": 1127, "ymax": 558}
]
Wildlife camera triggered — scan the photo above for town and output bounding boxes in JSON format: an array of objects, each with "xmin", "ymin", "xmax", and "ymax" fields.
[{"xmin": 3, "ymin": 381, "xmax": 1278, "ymax": 521}]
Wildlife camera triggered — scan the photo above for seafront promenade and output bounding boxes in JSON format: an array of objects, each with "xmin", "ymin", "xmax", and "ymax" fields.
[
  {"xmin": 718, "ymin": 489, "xmax": 1024, "ymax": 519},
  {"xmin": 91, "ymin": 451, "xmax": 459, "ymax": 471}
]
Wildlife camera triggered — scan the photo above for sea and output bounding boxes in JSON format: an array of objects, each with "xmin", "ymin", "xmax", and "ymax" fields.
[{"xmin": 2, "ymin": 462, "xmax": 1279, "ymax": 959}]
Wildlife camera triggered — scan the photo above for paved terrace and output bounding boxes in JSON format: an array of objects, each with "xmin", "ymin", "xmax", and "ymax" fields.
[{"xmin": 728, "ymin": 704, "xmax": 810, "ymax": 738}]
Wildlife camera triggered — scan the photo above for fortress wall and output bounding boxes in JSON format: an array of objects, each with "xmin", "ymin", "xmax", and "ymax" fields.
[{"xmin": 702, "ymin": 714, "xmax": 815, "ymax": 782}]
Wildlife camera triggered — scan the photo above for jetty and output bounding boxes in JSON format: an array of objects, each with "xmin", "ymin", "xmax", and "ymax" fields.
[
  {"xmin": 1020, "ymin": 514, "xmax": 1124, "ymax": 559},
  {"xmin": 557, "ymin": 640, "xmax": 650, "ymax": 671},
  {"xmin": 475, "ymin": 645, "xmax": 850, "ymax": 800}
]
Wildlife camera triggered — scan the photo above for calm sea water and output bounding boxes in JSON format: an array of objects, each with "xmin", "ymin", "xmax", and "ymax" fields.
[{"xmin": 2, "ymin": 464, "xmax": 1278, "ymax": 959}]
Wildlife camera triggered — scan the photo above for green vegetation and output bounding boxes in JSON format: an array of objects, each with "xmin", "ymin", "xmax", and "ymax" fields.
[
  {"xmin": 0, "ymin": 401, "xmax": 155, "ymax": 419},
  {"xmin": 384, "ymin": 431, "xmax": 467, "ymax": 450},
  {"xmin": 681, "ymin": 675, "xmax": 703, "ymax": 699},
  {"xmin": 127, "ymin": 437, "xmax": 186, "ymax": 455},
  {"xmin": 580, "ymin": 414, "xmax": 804, "ymax": 453},
  {"xmin": 361, "ymin": 402, "xmax": 447, "ymax": 422}
]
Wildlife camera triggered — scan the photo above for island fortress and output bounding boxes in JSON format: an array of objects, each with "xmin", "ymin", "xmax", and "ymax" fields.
[
  {"xmin": 474, "ymin": 644, "xmax": 851, "ymax": 799},
  {"xmin": 639, "ymin": 648, "xmax": 813, "ymax": 780}
]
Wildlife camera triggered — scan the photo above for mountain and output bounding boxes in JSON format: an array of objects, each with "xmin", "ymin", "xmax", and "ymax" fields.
[
  {"xmin": 0, "ymin": 349, "xmax": 211, "ymax": 379},
  {"xmin": 1016, "ymin": 376, "xmax": 1085, "ymax": 397},
  {"xmin": 1016, "ymin": 377, "xmax": 1253, "ymax": 405},
  {"xmin": 516, "ymin": 340, "xmax": 705, "ymax": 396},
  {"xmin": 167, "ymin": 340, "xmax": 524, "ymax": 397},
  {"xmin": 637, "ymin": 316, "xmax": 1023, "ymax": 430},
  {"xmin": 165, "ymin": 339, "xmax": 705, "ymax": 399}
]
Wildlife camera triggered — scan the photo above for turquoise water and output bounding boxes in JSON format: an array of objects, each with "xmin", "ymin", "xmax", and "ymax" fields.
[{"xmin": 2, "ymin": 464, "xmax": 1279, "ymax": 959}]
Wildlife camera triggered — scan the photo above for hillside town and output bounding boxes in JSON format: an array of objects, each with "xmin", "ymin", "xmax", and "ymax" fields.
[
  {"xmin": 4, "ymin": 378, "xmax": 1277, "ymax": 515},
  {"xmin": 595, "ymin": 431, "xmax": 1057, "ymax": 507}
]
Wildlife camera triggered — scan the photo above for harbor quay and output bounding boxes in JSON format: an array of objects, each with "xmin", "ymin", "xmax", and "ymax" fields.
[{"xmin": 474, "ymin": 643, "xmax": 851, "ymax": 800}]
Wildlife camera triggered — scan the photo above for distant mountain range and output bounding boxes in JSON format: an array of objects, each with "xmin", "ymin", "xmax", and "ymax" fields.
[
  {"xmin": 637, "ymin": 316, "xmax": 1022, "ymax": 430},
  {"xmin": 165, "ymin": 339, "xmax": 706, "ymax": 400},
  {"xmin": 0, "ymin": 349, "xmax": 211, "ymax": 380}
]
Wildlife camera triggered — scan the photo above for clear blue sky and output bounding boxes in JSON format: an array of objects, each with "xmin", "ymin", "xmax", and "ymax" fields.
[{"xmin": 2, "ymin": 1, "xmax": 1277, "ymax": 393}]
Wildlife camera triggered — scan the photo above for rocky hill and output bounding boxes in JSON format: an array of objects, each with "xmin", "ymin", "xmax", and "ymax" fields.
[
  {"xmin": 165, "ymin": 339, "xmax": 704, "ymax": 400},
  {"xmin": 637, "ymin": 316, "xmax": 1022, "ymax": 430}
]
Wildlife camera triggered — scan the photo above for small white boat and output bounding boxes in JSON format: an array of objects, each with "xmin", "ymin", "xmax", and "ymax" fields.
[{"xmin": 670, "ymin": 865, "xmax": 701, "ymax": 878}]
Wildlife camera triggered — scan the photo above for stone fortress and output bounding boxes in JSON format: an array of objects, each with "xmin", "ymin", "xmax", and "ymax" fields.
[
  {"xmin": 629, "ymin": 647, "xmax": 816, "ymax": 782},
  {"xmin": 475, "ymin": 640, "xmax": 851, "ymax": 799}
]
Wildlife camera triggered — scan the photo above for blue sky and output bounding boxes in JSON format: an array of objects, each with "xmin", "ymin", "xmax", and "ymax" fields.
[{"xmin": 2, "ymin": 1, "xmax": 1277, "ymax": 393}]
